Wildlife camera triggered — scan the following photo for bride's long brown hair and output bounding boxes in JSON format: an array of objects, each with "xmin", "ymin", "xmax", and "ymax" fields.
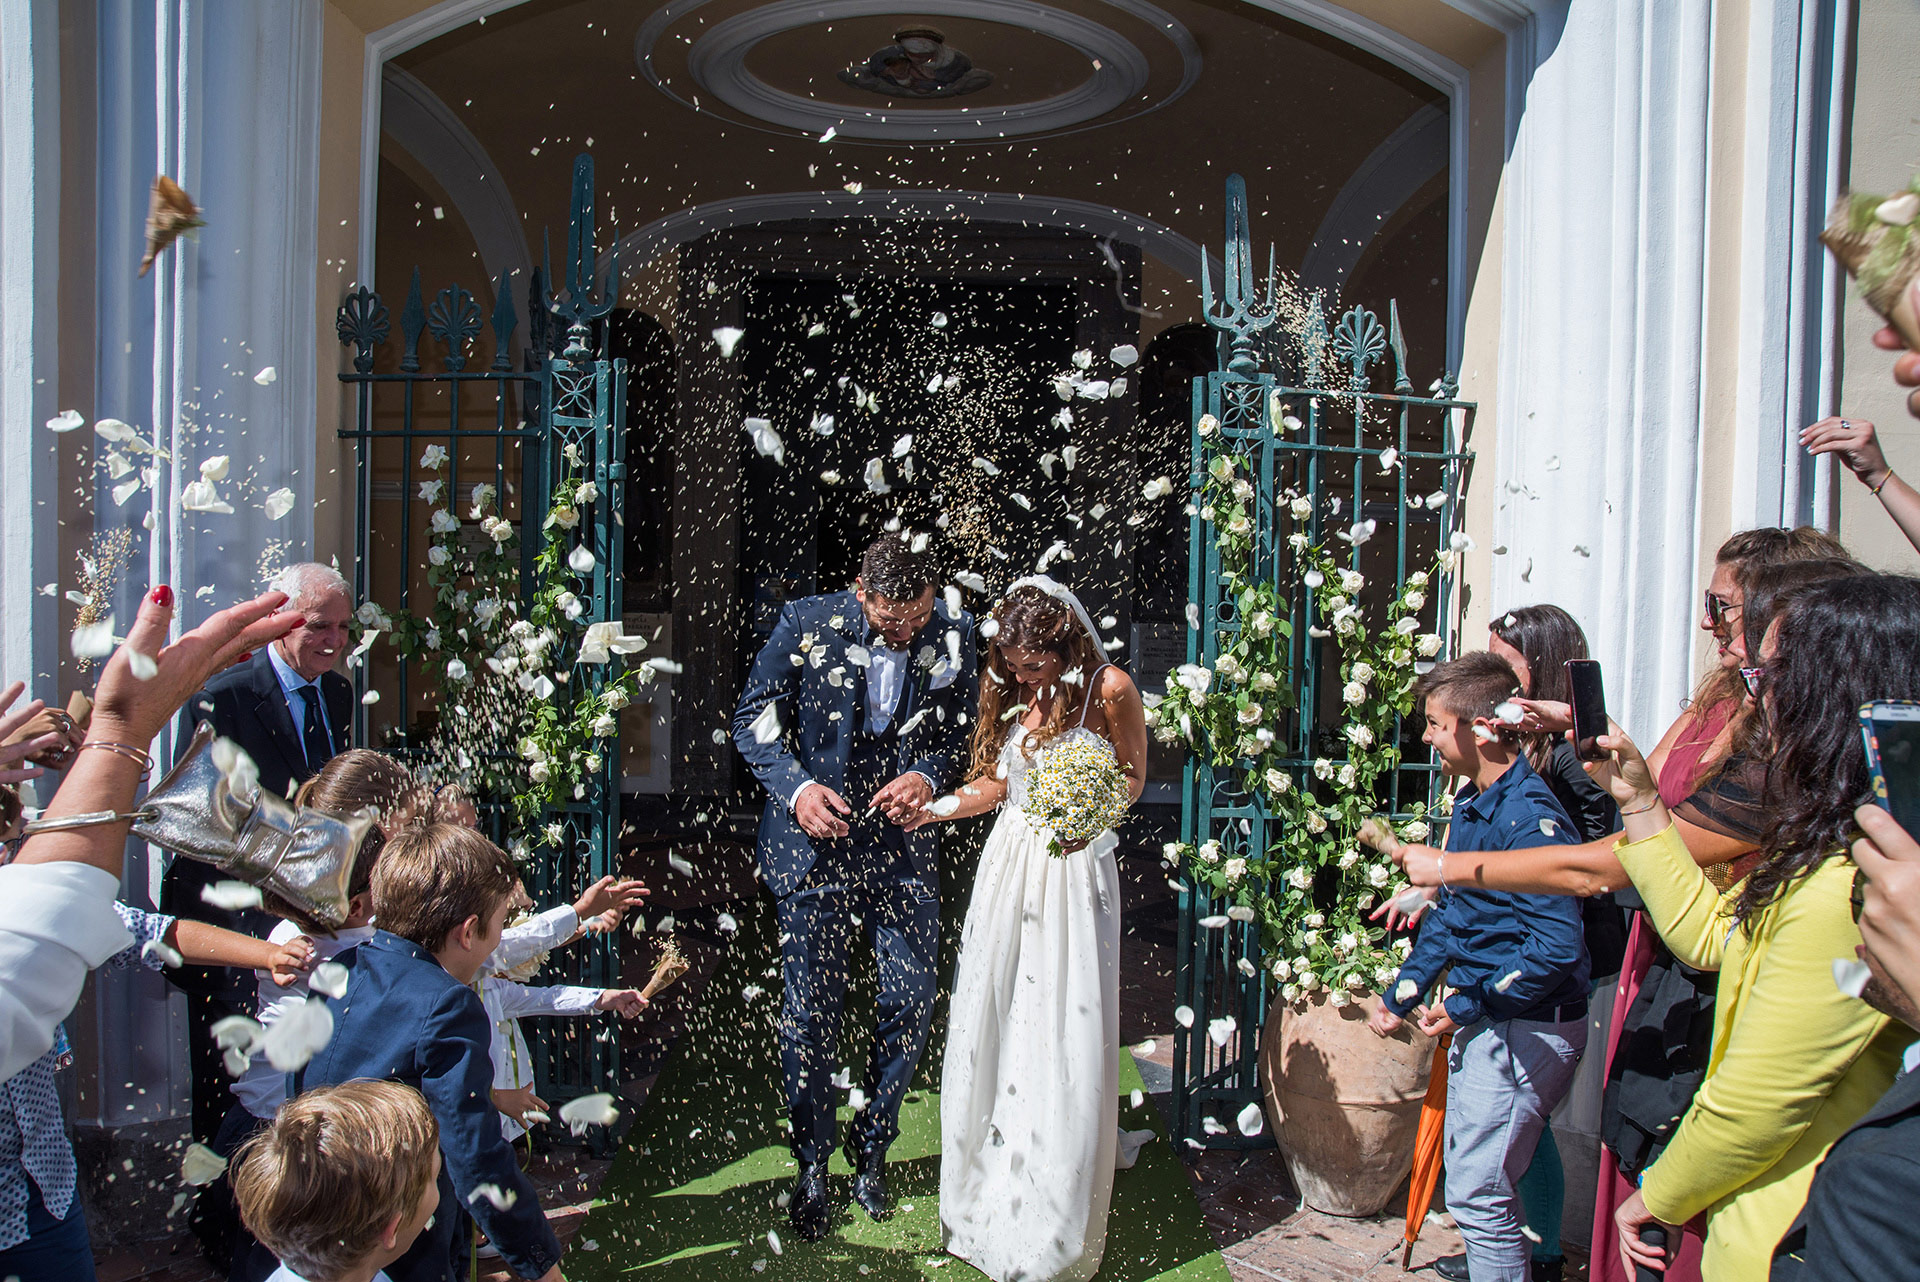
[{"xmin": 966, "ymin": 585, "xmax": 1105, "ymax": 782}]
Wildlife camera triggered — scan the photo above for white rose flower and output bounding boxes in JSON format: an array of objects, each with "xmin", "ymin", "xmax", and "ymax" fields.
[
  {"xmin": 1408, "ymin": 571, "xmax": 1429, "ymax": 588},
  {"xmin": 1337, "ymin": 847, "xmax": 1359, "ymax": 870},
  {"xmin": 1325, "ymin": 594, "xmax": 1348, "ymax": 612},
  {"xmin": 1339, "ymin": 570, "xmax": 1365, "ymax": 594},
  {"xmin": 1290, "ymin": 497, "xmax": 1313, "ymax": 520},
  {"xmin": 1232, "ymin": 478, "xmax": 1254, "ymax": 502},
  {"xmin": 429, "ymin": 509, "xmax": 459, "ymax": 535},
  {"xmin": 529, "ymin": 760, "xmax": 550, "ymax": 784},
  {"xmin": 423, "ymin": 628, "xmax": 441, "ymax": 651},
  {"xmin": 1328, "ymin": 989, "xmax": 1351, "ymax": 1008},
  {"xmin": 1350, "ymin": 662, "xmax": 1375, "ymax": 684},
  {"xmin": 1248, "ymin": 611, "xmax": 1275, "ymax": 637},
  {"xmin": 1401, "ymin": 820, "xmax": 1431, "ymax": 841},
  {"xmin": 1343, "ymin": 681, "xmax": 1367, "ymax": 706},
  {"xmin": 1227, "ymin": 511, "xmax": 1251, "ymax": 537},
  {"xmin": 548, "ymin": 504, "xmax": 580, "ymax": 530},
  {"xmin": 427, "ymin": 545, "xmax": 449, "ymax": 567},
  {"xmin": 1300, "ymin": 929, "xmax": 1320, "ymax": 948},
  {"xmin": 1337, "ymin": 932, "xmax": 1359, "ymax": 953},
  {"xmin": 470, "ymin": 482, "xmax": 496, "ymax": 511},
  {"xmin": 575, "ymin": 481, "xmax": 600, "ymax": 505},
  {"xmin": 1404, "ymin": 590, "xmax": 1426, "ymax": 611},
  {"xmin": 1299, "ymin": 971, "xmax": 1320, "ymax": 992},
  {"xmin": 1286, "ymin": 867, "xmax": 1313, "ymax": 891},
  {"xmin": 591, "ymin": 713, "xmax": 617, "ymax": 738},
  {"xmin": 1223, "ymin": 857, "xmax": 1248, "ymax": 883},
  {"xmin": 603, "ymin": 688, "xmax": 631, "ymax": 711},
  {"xmin": 1304, "ymin": 810, "xmax": 1328, "ymax": 834},
  {"xmin": 1197, "ymin": 413, "xmax": 1220, "ymax": 438},
  {"xmin": 1214, "ymin": 654, "xmax": 1243, "ymax": 682},
  {"xmin": 1303, "ymin": 569, "xmax": 1325, "ymax": 589},
  {"xmin": 1346, "ymin": 972, "xmax": 1367, "ymax": 990},
  {"xmin": 1288, "ymin": 533, "xmax": 1309, "ymax": 552},
  {"xmin": 1252, "ymin": 671, "xmax": 1278, "ymax": 692},
  {"xmin": 1282, "ymin": 983, "xmax": 1300, "ymax": 1002},
  {"xmin": 1237, "ymin": 703, "xmax": 1264, "ymax": 726},
  {"xmin": 419, "ymin": 444, "xmax": 448, "ymax": 470},
  {"xmin": 1304, "ymin": 912, "xmax": 1326, "ymax": 928},
  {"xmin": 446, "ymin": 658, "xmax": 469, "ymax": 681},
  {"xmin": 1264, "ymin": 768, "xmax": 1292, "ymax": 794},
  {"xmin": 1313, "ymin": 758, "xmax": 1334, "ymax": 780},
  {"xmin": 1270, "ymin": 958, "xmax": 1293, "ymax": 981},
  {"xmin": 1335, "ymin": 610, "xmax": 1359, "ymax": 636},
  {"xmin": 1337, "ymin": 763, "xmax": 1356, "ymax": 789},
  {"xmin": 554, "ymin": 591, "xmax": 579, "ymax": 615},
  {"xmin": 1198, "ymin": 841, "xmax": 1222, "ymax": 865},
  {"xmin": 1367, "ymin": 864, "xmax": 1391, "ymax": 887},
  {"xmin": 1346, "ymin": 725, "xmax": 1375, "ymax": 750},
  {"xmin": 1417, "ymin": 633, "xmax": 1443, "ymax": 658}
]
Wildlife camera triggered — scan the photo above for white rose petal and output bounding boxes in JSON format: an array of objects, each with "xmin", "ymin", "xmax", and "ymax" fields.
[
  {"xmin": 1207, "ymin": 1015, "xmax": 1237, "ymax": 1047},
  {"xmin": 46, "ymin": 409, "xmax": 85, "ymax": 433},
  {"xmin": 1833, "ymin": 958, "xmax": 1872, "ymax": 999},
  {"xmin": 744, "ymin": 417, "xmax": 784, "ymax": 464},
  {"xmin": 94, "ymin": 417, "xmax": 136, "ymax": 443},
  {"xmin": 263, "ymin": 487, "xmax": 297, "ymax": 521},
  {"xmin": 1874, "ymin": 192, "xmax": 1919, "ymax": 226},
  {"xmin": 1236, "ymin": 1102, "xmax": 1264, "ymax": 1137},
  {"xmin": 252, "ymin": 366, "xmax": 277, "ymax": 386},
  {"xmin": 750, "ymin": 702, "xmax": 782, "ymax": 745},
  {"xmin": 180, "ymin": 478, "xmax": 233, "ymax": 515},
  {"xmin": 1394, "ymin": 979, "xmax": 1420, "ymax": 1004},
  {"xmin": 1110, "ymin": 343, "xmax": 1139, "ymax": 367},
  {"xmin": 182, "ymin": 1143, "xmax": 229, "ymax": 1187},
  {"xmin": 201, "ymin": 881, "xmax": 264, "ymax": 912},
  {"xmin": 712, "ymin": 326, "xmax": 747, "ymax": 358},
  {"xmin": 309, "ymin": 961, "xmax": 350, "ymax": 999},
  {"xmin": 470, "ymin": 1183, "xmax": 518, "ymax": 1212},
  {"xmin": 1174, "ymin": 1004, "xmax": 1195, "ymax": 1028},
  {"xmin": 1493, "ymin": 969, "xmax": 1524, "ymax": 993},
  {"xmin": 261, "ymin": 996, "xmax": 334, "ymax": 1071},
  {"xmin": 560, "ymin": 1092, "xmax": 620, "ymax": 1134},
  {"xmin": 568, "ymin": 544, "xmax": 597, "ymax": 574},
  {"xmin": 1197, "ymin": 914, "xmax": 1229, "ymax": 929},
  {"xmin": 71, "ymin": 616, "xmax": 117, "ymax": 660}
]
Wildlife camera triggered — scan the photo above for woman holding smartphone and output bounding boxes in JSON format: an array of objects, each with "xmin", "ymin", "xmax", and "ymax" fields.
[{"xmin": 1585, "ymin": 574, "xmax": 1916, "ymax": 1279}]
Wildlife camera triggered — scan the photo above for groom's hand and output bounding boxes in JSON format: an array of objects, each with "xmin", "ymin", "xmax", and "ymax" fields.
[
  {"xmin": 872, "ymin": 772, "xmax": 933, "ymax": 823},
  {"xmin": 795, "ymin": 785, "xmax": 853, "ymax": 839}
]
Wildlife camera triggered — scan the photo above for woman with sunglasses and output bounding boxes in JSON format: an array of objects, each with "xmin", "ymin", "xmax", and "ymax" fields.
[{"xmin": 1591, "ymin": 574, "xmax": 1917, "ymax": 1279}]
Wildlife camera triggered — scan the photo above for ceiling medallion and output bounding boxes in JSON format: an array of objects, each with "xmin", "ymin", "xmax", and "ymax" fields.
[
  {"xmin": 638, "ymin": 0, "xmax": 1201, "ymax": 143},
  {"xmin": 840, "ymin": 27, "xmax": 995, "ymax": 99}
]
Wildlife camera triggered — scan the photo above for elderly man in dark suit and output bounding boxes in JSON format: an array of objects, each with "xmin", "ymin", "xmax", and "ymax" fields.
[
  {"xmin": 733, "ymin": 534, "xmax": 977, "ymax": 1239},
  {"xmin": 161, "ymin": 563, "xmax": 353, "ymax": 1132}
]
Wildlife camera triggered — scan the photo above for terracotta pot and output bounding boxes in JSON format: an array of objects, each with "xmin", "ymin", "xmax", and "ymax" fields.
[{"xmin": 1260, "ymin": 990, "xmax": 1435, "ymax": 1217}]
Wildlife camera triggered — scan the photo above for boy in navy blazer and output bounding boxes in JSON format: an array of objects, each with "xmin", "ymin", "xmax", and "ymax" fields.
[
  {"xmin": 732, "ymin": 535, "xmax": 977, "ymax": 1237},
  {"xmin": 300, "ymin": 825, "xmax": 563, "ymax": 1282}
]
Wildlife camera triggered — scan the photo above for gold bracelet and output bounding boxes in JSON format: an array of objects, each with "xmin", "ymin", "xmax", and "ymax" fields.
[
  {"xmin": 78, "ymin": 740, "xmax": 154, "ymax": 778},
  {"xmin": 1871, "ymin": 470, "xmax": 1896, "ymax": 496}
]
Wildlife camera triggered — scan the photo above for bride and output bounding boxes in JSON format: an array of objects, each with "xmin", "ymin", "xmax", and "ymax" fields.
[{"xmin": 903, "ymin": 577, "xmax": 1148, "ymax": 1282}]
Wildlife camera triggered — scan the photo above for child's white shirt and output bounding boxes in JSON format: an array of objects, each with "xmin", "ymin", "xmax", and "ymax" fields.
[
  {"xmin": 487, "ymin": 904, "xmax": 579, "ymax": 973},
  {"xmin": 482, "ymin": 974, "xmax": 603, "ymax": 1140},
  {"xmin": 263, "ymin": 1265, "xmax": 391, "ymax": 1282},
  {"xmin": 234, "ymin": 919, "xmax": 377, "ymax": 1119}
]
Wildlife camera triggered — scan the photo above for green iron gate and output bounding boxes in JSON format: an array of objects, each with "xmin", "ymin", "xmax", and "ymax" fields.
[
  {"xmin": 336, "ymin": 154, "xmax": 628, "ymax": 1106},
  {"xmin": 1169, "ymin": 175, "xmax": 1475, "ymax": 1148}
]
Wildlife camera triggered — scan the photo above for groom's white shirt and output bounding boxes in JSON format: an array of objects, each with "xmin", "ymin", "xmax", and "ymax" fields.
[{"xmin": 787, "ymin": 642, "xmax": 930, "ymax": 811}]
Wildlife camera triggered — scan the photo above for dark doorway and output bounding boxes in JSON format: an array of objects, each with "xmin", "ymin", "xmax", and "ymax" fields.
[{"xmin": 734, "ymin": 274, "xmax": 1078, "ymax": 648}]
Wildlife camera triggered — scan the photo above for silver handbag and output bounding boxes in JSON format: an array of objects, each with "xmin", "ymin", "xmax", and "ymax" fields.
[{"xmin": 132, "ymin": 722, "xmax": 372, "ymax": 931}]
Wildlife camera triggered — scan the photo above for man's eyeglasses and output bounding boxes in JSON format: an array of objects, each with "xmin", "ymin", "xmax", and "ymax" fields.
[
  {"xmin": 1739, "ymin": 666, "xmax": 1766, "ymax": 698},
  {"xmin": 1705, "ymin": 591, "xmax": 1743, "ymax": 629}
]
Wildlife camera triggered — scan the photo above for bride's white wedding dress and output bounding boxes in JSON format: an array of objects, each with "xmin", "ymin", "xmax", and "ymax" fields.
[{"xmin": 940, "ymin": 687, "xmax": 1123, "ymax": 1282}]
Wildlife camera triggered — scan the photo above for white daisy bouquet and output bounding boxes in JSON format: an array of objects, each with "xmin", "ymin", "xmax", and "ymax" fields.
[{"xmin": 1023, "ymin": 734, "xmax": 1132, "ymax": 856}]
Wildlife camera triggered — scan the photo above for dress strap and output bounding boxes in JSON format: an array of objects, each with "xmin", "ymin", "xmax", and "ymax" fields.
[{"xmin": 1076, "ymin": 665, "xmax": 1115, "ymax": 727}]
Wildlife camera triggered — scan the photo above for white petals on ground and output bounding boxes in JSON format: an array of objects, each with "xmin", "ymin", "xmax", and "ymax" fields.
[
  {"xmin": 470, "ymin": 1183, "xmax": 519, "ymax": 1212},
  {"xmin": 261, "ymin": 996, "xmax": 334, "ymax": 1071},
  {"xmin": 1110, "ymin": 343, "xmax": 1139, "ymax": 366},
  {"xmin": 181, "ymin": 479, "xmax": 234, "ymax": 515},
  {"xmin": 201, "ymin": 881, "xmax": 265, "ymax": 912},
  {"xmin": 46, "ymin": 410, "xmax": 84, "ymax": 433},
  {"xmin": 768, "ymin": 1230, "xmax": 784, "ymax": 1256},
  {"xmin": 71, "ymin": 616, "xmax": 117, "ymax": 660},
  {"xmin": 568, "ymin": 544, "xmax": 597, "ymax": 574},
  {"xmin": 253, "ymin": 366, "xmax": 277, "ymax": 386},
  {"xmin": 745, "ymin": 418, "xmax": 784, "ymax": 464},
  {"xmin": 1174, "ymin": 1004, "xmax": 1195, "ymax": 1028},
  {"xmin": 263, "ymin": 487, "xmax": 297, "ymax": 520},
  {"xmin": 749, "ymin": 702, "xmax": 783, "ymax": 745},
  {"xmin": 712, "ymin": 327, "xmax": 746, "ymax": 358},
  {"xmin": 1207, "ymin": 1015, "xmax": 1237, "ymax": 1047},
  {"xmin": 182, "ymin": 1143, "xmax": 229, "ymax": 1187},
  {"xmin": 560, "ymin": 1092, "xmax": 620, "ymax": 1134},
  {"xmin": 1134, "ymin": 1039, "xmax": 1157, "ymax": 1057},
  {"xmin": 1833, "ymin": 958, "xmax": 1872, "ymax": 999},
  {"xmin": 1236, "ymin": 1102, "xmax": 1265, "ymax": 1136},
  {"xmin": 309, "ymin": 961, "xmax": 350, "ymax": 1000}
]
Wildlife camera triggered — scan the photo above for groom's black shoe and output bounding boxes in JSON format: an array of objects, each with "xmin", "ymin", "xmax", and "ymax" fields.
[
  {"xmin": 789, "ymin": 1161, "xmax": 831, "ymax": 1240},
  {"xmin": 844, "ymin": 1141, "xmax": 893, "ymax": 1221}
]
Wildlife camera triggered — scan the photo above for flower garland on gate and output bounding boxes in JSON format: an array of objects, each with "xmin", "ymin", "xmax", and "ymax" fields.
[
  {"xmin": 1150, "ymin": 413, "xmax": 1462, "ymax": 1005},
  {"xmin": 347, "ymin": 443, "xmax": 657, "ymax": 838}
]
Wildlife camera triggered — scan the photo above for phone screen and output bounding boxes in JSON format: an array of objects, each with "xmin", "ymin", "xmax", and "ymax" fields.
[
  {"xmin": 1869, "ymin": 709, "xmax": 1920, "ymax": 840},
  {"xmin": 1567, "ymin": 659, "xmax": 1608, "ymax": 763}
]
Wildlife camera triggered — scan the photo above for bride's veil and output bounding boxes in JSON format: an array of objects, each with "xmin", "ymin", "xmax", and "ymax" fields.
[{"xmin": 1003, "ymin": 574, "xmax": 1105, "ymax": 656}]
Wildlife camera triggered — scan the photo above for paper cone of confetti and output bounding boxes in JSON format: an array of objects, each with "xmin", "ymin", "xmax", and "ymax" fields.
[
  {"xmin": 639, "ymin": 935, "xmax": 690, "ymax": 1002},
  {"xmin": 1822, "ymin": 181, "xmax": 1920, "ymax": 350}
]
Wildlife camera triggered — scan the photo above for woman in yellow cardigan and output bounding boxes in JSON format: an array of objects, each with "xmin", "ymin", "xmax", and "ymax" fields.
[{"xmin": 1592, "ymin": 574, "xmax": 1920, "ymax": 1279}]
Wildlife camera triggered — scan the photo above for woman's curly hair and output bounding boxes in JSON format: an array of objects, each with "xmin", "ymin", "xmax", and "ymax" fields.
[{"xmin": 1734, "ymin": 573, "xmax": 1920, "ymax": 926}]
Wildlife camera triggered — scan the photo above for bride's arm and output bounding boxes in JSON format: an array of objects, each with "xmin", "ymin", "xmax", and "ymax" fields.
[
  {"xmin": 899, "ymin": 773, "xmax": 1008, "ymax": 830},
  {"xmin": 1095, "ymin": 667, "xmax": 1149, "ymax": 804}
]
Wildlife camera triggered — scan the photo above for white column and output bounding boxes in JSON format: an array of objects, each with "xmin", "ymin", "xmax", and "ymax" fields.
[
  {"xmin": 1490, "ymin": 0, "xmax": 1715, "ymax": 739},
  {"xmin": 0, "ymin": 0, "xmax": 63, "ymax": 692}
]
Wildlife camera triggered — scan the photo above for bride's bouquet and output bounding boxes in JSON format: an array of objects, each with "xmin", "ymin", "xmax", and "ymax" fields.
[{"xmin": 1023, "ymin": 733, "xmax": 1133, "ymax": 857}]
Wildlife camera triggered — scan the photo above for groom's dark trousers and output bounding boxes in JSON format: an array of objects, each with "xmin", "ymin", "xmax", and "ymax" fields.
[{"xmin": 733, "ymin": 589, "xmax": 977, "ymax": 1167}]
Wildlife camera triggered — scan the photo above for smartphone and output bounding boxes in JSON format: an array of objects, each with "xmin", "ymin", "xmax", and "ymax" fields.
[
  {"xmin": 1860, "ymin": 700, "xmax": 1920, "ymax": 840},
  {"xmin": 1566, "ymin": 659, "xmax": 1609, "ymax": 763}
]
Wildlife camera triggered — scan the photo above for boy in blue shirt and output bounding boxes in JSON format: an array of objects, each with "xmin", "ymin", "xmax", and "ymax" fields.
[{"xmin": 1368, "ymin": 652, "xmax": 1589, "ymax": 1282}]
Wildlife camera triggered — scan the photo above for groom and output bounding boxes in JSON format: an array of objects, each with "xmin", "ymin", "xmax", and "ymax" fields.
[{"xmin": 733, "ymin": 533, "xmax": 977, "ymax": 1238}]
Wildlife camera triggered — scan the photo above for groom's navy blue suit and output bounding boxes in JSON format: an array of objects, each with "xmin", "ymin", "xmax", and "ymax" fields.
[{"xmin": 733, "ymin": 589, "xmax": 977, "ymax": 1165}]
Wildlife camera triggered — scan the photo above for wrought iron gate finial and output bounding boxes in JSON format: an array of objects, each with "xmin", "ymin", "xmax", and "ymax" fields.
[
  {"xmin": 1201, "ymin": 174, "xmax": 1276, "ymax": 377},
  {"xmin": 543, "ymin": 154, "xmax": 620, "ymax": 360}
]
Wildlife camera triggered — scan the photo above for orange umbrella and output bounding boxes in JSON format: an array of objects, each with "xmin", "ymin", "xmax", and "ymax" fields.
[{"xmin": 1401, "ymin": 1031, "xmax": 1453, "ymax": 1269}]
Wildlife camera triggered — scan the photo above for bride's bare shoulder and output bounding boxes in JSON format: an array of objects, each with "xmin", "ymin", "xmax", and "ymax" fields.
[{"xmin": 1092, "ymin": 664, "xmax": 1139, "ymax": 702}]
